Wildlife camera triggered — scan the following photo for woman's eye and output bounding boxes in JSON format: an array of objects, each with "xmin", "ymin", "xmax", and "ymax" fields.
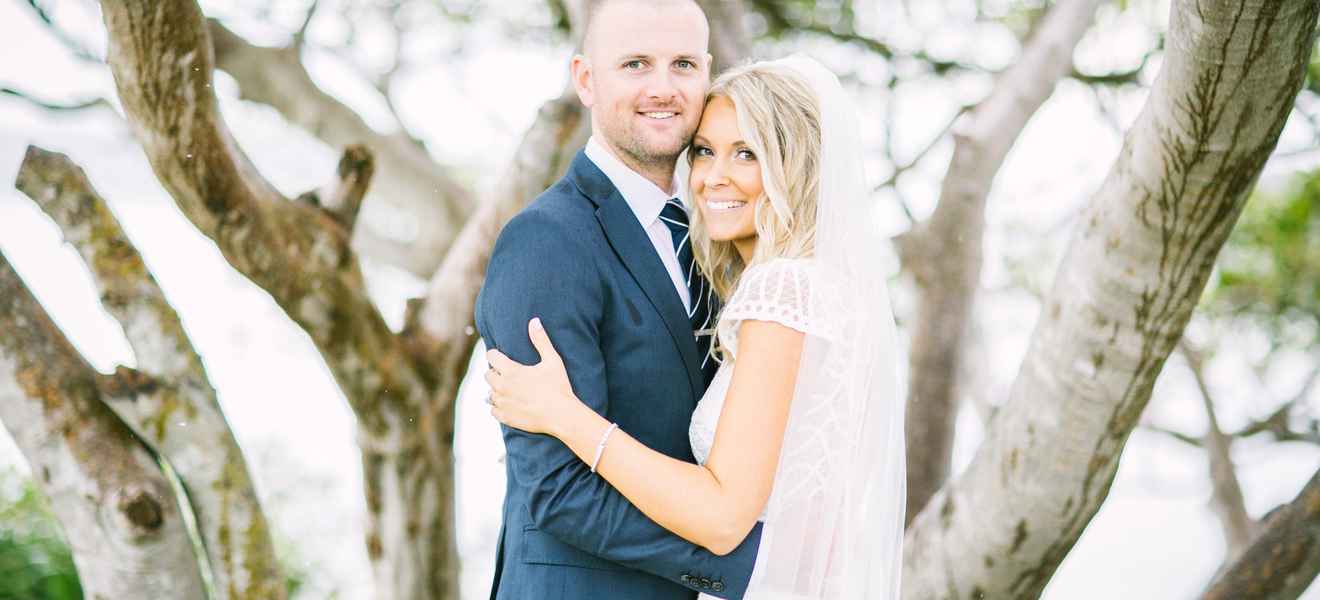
[
  {"xmin": 692, "ymin": 146, "xmax": 713, "ymax": 157},
  {"xmin": 737, "ymin": 149, "xmax": 757, "ymax": 161}
]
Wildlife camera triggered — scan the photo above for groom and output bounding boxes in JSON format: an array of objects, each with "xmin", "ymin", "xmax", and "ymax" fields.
[{"xmin": 474, "ymin": 1, "xmax": 762, "ymax": 599}]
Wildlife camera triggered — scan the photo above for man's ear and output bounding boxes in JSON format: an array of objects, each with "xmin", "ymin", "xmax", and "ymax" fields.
[
  {"xmin": 571, "ymin": 55, "xmax": 594, "ymax": 108},
  {"xmin": 706, "ymin": 52, "xmax": 714, "ymax": 76}
]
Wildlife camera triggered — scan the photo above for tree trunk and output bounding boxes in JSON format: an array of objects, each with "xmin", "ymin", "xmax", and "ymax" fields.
[
  {"xmin": 900, "ymin": 0, "xmax": 1105, "ymax": 522},
  {"xmin": 901, "ymin": 1, "xmax": 1320, "ymax": 597},
  {"xmin": 13, "ymin": 145, "xmax": 287, "ymax": 600},
  {"xmin": 0, "ymin": 261, "xmax": 208, "ymax": 600}
]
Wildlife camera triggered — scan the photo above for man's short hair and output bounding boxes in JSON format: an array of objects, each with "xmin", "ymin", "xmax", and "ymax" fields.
[{"xmin": 578, "ymin": 0, "xmax": 704, "ymax": 54}]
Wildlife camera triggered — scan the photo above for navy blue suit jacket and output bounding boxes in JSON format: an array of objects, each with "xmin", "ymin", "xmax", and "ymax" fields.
[{"xmin": 475, "ymin": 150, "xmax": 763, "ymax": 600}]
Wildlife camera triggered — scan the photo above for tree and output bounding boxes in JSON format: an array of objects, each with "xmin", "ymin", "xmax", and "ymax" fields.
[{"xmin": 1, "ymin": 0, "xmax": 1317, "ymax": 599}]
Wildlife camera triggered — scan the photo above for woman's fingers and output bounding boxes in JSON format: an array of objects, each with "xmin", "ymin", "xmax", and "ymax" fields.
[
  {"xmin": 527, "ymin": 318, "xmax": 562, "ymax": 366},
  {"xmin": 484, "ymin": 367, "xmax": 509, "ymax": 395},
  {"xmin": 485, "ymin": 349, "xmax": 518, "ymax": 373}
]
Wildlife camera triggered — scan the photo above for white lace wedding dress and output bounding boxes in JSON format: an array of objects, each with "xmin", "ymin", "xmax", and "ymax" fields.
[
  {"xmin": 683, "ymin": 54, "xmax": 903, "ymax": 600},
  {"xmin": 689, "ymin": 257, "xmax": 842, "ymax": 600}
]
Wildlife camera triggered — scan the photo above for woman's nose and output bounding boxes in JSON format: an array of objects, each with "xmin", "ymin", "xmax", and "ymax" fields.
[{"xmin": 704, "ymin": 161, "xmax": 730, "ymax": 187}]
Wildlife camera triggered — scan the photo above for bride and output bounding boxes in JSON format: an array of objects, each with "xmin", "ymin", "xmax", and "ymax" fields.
[{"xmin": 483, "ymin": 55, "xmax": 905, "ymax": 600}]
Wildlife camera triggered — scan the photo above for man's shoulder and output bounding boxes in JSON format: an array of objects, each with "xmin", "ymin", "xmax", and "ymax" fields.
[{"xmin": 494, "ymin": 177, "xmax": 599, "ymax": 258}]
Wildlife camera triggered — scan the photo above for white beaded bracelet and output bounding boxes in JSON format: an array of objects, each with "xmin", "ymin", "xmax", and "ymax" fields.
[{"xmin": 590, "ymin": 423, "xmax": 619, "ymax": 474}]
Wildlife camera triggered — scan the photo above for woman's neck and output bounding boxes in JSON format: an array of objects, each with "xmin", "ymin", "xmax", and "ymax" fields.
[{"xmin": 734, "ymin": 239, "xmax": 755, "ymax": 265}]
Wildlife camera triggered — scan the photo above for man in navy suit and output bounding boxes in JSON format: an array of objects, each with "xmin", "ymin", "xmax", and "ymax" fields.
[{"xmin": 474, "ymin": 1, "xmax": 762, "ymax": 598}]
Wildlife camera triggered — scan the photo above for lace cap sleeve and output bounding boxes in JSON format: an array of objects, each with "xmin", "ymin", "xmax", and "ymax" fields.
[{"xmin": 717, "ymin": 258, "xmax": 829, "ymax": 358}]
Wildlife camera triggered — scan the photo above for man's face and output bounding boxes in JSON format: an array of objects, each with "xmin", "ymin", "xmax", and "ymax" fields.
[{"xmin": 574, "ymin": 1, "xmax": 711, "ymax": 169}]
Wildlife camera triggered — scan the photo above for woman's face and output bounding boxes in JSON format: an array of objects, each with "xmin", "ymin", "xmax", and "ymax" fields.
[{"xmin": 689, "ymin": 96, "xmax": 762, "ymax": 253}]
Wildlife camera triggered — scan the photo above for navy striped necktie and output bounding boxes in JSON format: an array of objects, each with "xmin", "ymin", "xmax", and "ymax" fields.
[{"xmin": 659, "ymin": 198, "xmax": 720, "ymax": 385}]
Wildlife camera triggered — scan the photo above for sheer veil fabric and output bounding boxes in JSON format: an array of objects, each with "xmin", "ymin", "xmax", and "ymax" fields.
[{"xmin": 742, "ymin": 55, "xmax": 905, "ymax": 600}]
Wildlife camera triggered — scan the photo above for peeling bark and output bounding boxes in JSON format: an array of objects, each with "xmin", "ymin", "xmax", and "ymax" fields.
[
  {"xmin": 13, "ymin": 145, "xmax": 285, "ymax": 600},
  {"xmin": 0, "ymin": 258, "xmax": 207, "ymax": 600},
  {"xmin": 901, "ymin": 0, "xmax": 1105, "ymax": 522},
  {"xmin": 1202, "ymin": 469, "xmax": 1320, "ymax": 600},
  {"xmin": 902, "ymin": 1, "xmax": 1320, "ymax": 597}
]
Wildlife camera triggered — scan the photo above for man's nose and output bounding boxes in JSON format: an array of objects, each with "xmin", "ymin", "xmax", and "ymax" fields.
[{"xmin": 643, "ymin": 69, "xmax": 679, "ymax": 102}]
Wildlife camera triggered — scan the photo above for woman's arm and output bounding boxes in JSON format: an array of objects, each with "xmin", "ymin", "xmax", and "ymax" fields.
[{"xmin": 487, "ymin": 317, "xmax": 804, "ymax": 555}]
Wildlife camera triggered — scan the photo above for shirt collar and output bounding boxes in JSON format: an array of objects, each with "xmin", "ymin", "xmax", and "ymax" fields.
[{"xmin": 584, "ymin": 136, "xmax": 684, "ymax": 227}]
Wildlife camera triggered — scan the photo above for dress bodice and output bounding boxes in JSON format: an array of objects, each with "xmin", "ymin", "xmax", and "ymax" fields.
[{"xmin": 688, "ymin": 257, "xmax": 817, "ymax": 497}]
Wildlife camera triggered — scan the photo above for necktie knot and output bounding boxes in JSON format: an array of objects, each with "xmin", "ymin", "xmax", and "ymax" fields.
[{"xmin": 660, "ymin": 198, "xmax": 689, "ymax": 235}]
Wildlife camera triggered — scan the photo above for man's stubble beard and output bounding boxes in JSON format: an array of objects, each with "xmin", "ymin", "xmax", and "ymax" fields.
[{"xmin": 602, "ymin": 113, "xmax": 699, "ymax": 174}]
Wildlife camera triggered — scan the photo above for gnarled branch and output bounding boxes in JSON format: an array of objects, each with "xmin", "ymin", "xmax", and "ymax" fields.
[
  {"xmin": 207, "ymin": 18, "xmax": 471, "ymax": 278},
  {"xmin": 13, "ymin": 145, "xmax": 285, "ymax": 599},
  {"xmin": 0, "ymin": 258, "xmax": 207, "ymax": 600}
]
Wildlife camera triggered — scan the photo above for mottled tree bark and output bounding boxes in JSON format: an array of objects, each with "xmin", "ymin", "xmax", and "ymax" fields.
[
  {"xmin": 0, "ymin": 260, "xmax": 208, "ymax": 600},
  {"xmin": 88, "ymin": 0, "xmax": 611, "ymax": 597},
  {"xmin": 12, "ymin": 146, "xmax": 286, "ymax": 599},
  {"xmin": 1202, "ymin": 469, "xmax": 1320, "ymax": 600},
  {"xmin": 902, "ymin": 1, "xmax": 1320, "ymax": 597},
  {"xmin": 900, "ymin": 0, "xmax": 1105, "ymax": 522},
  {"xmin": 97, "ymin": 2, "xmax": 449, "ymax": 597}
]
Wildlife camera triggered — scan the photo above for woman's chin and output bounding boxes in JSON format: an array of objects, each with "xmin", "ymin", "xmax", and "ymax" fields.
[{"xmin": 703, "ymin": 229, "xmax": 754, "ymax": 246}]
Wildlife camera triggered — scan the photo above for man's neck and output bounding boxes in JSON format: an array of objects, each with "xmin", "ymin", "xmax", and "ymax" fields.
[{"xmin": 598, "ymin": 138, "xmax": 677, "ymax": 196}]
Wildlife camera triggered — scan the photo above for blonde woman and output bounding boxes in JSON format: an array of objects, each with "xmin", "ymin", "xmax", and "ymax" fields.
[{"xmin": 484, "ymin": 55, "xmax": 905, "ymax": 600}]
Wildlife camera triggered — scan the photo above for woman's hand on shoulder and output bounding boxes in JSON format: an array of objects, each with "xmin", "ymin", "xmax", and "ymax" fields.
[{"xmin": 485, "ymin": 318, "xmax": 581, "ymax": 437}]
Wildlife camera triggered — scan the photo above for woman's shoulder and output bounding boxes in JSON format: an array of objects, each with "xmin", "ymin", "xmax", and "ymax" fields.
[{"xmin": 735, "ymin": 256, "xmax": 837, "ymax": 297}]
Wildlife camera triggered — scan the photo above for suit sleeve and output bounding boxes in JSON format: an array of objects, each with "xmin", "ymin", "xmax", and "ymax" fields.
[{"xmin": 476, "ymin": 210, "xmax": 763, "ymax": 599}]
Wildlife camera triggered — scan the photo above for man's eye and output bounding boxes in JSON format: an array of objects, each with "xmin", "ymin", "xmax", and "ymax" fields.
[
  {"xmin": 675, "ymin": 60, "xmax": 695, "ymax": 70},
  {"xmin": 624, "ymin": 60, "xmax": 645, "ymax": 69}
]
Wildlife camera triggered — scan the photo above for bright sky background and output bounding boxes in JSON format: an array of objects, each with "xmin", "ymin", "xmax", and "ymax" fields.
[{"xmin": 0, "ymin": 1, "xmax": 1318, "ymax": 599}]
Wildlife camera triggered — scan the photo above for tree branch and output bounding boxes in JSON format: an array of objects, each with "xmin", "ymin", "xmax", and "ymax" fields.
[
  {"xmin": 1201, "ymin": 469, "xmax": 1320, "ymax": 600},
  {"xmin": 207, "ymin": 18, "xmax": 472, "ymax": 278},
  {"xmin": 22, "ymin": 0, "xmax": 103, "ymax": 63},
  {"xmin": 102, "ymin": 0, "xmax": 431, "ymax": 434},
  {"xmin": 746, "ymin": 0, "xmax": 1147, "ymax": 86},
  {"xmin": 902, "ymin": 1, "xmax": 1320, "ymax": 596},
  {"xmin": 1182, "ymin": 343, "xmax": 1257, "ymax": 561},
  {"xmin": 0, "ymin": 87, "xmax": 112, "ymax": 112},
  {"xmin": 0, "ymin": 256, "xmax": 207, "ymax": 599},
  {"xmin": 901, "ymin": 0, "xmax": 1105, "ymax": 523},
  {"xmin": 13, "ymin": 145, "xmax": 286, "ymax": 599},
  {"xmin": 294, "ymin": 144, "xmax": 375, "ymax": 232}
]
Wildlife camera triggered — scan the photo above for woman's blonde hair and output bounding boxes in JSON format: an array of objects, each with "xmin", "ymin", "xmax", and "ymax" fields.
[{"xmin": 688, "ymin": 61, "xmax": 822, "ymax": 302}]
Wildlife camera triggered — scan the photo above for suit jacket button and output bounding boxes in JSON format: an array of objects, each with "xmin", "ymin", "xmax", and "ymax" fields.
[
  {"xmin": 712, "ymin": 581, "xmax": 725, "ymax": 592},
  {"xmin": 700, "ymin": 577, "xmax": 712, "ymax": 589}
]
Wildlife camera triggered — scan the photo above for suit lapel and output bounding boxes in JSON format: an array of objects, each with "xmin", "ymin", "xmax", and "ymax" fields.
[{"xmin": 568, "ymin": 152, "xmax": 704, "ymax": 402}]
